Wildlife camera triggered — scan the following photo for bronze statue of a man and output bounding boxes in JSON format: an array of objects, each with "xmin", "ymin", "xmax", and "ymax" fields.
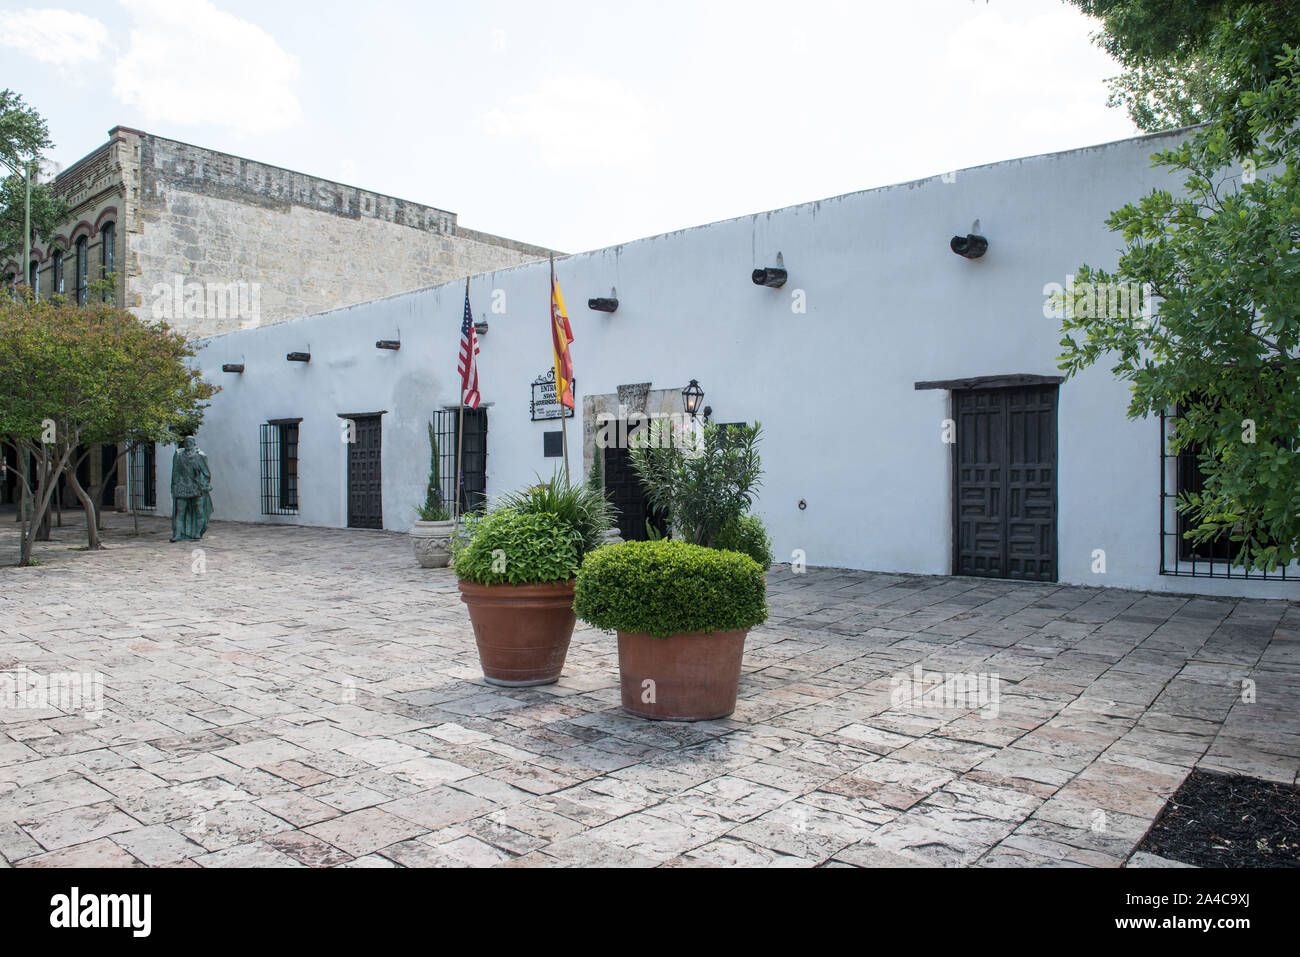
[{"xmin": 170, "ymin": 436, "xmax": 214, "ymax": 542}]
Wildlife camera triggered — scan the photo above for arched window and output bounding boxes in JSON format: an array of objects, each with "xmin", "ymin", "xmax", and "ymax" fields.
[
  {"xmin": 52, "ymin": 248, "xmax": 64, "ymax": 295},
  {"xmin": 75, "ymin": 236, "xmax": 87, "ymax": 304},
  {"xmin": 99, "ymin": 222, "xmax": 115, "ymax": 301},
  {"xmin": 29, "ymin": 260, "xmax": 38, "ymax": 298}
]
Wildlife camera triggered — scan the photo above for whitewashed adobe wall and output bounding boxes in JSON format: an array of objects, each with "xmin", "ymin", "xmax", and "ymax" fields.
[{"xmin": 183, "ymin": 129, "xmax": 1298, "ymax": 599}]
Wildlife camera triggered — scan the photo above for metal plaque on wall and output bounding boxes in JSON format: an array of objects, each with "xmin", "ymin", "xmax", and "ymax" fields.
[{"xmin": 530, "ymin": 368, "xmax": 575, "ymax": 421}]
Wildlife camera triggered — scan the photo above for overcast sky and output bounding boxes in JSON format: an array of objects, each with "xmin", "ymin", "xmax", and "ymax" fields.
[{"xmin": 1, "ymin": 0, "xmax": 1138, "ymax": 253}]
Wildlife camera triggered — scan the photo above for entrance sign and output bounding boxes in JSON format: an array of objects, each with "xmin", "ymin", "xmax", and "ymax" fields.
[{"xmin": 530, "ymin": 369, "xmax": 575, "ymax": 421}]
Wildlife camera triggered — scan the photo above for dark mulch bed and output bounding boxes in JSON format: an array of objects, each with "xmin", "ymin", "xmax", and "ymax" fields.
[{"xmin": 1136, "ymin": 769, "xmax": 1300, "ymax": 868}]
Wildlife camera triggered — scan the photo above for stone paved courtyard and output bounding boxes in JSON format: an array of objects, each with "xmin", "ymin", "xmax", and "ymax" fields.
[{"xmin": 1, "ymin": 511, "xmax": 1297, "ymax": 868}]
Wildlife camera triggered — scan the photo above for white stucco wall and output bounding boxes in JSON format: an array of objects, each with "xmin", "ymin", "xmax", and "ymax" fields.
[{"xmin": 180, "ymin": 128, "xmax": 1298, "ymax": 600}]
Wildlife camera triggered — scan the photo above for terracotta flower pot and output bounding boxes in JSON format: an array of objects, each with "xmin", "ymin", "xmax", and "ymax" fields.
[
  {"xmin": 616, "ymin": 628, "xmax": 748, "ymax": 721},
  {"xmin": 458, "ymin": 580, "xmax": 577, "ymax": 686}
]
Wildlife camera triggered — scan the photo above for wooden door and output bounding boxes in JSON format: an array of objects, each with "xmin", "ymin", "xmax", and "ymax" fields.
[
  {"xmin": 953, "ymin": 385, "xmax": 1057, "ymax": 581},
  {"xmin": 347, "ymin": 415, "xmax": 383, "ymax": 529}
]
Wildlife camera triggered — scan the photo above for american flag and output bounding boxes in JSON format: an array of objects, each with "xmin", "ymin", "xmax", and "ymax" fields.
[{"xmin": 458, "ymin": 289, "xmax": 481, "ymax": 408}]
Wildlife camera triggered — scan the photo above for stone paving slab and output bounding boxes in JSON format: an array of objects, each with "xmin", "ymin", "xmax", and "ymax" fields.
[{"xmin": 0, "ymin": 511, "xmax": 1297, "ymax": 867}]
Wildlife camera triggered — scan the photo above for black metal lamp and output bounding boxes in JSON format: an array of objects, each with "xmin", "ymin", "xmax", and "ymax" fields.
[
  {"xmin": 375, "ymin": 339, "xmax": 400, "ymax": 350},
  {"xmin": 474, "ymin": 319, "xmax": 489, "ymax": 336},
  {"xmin": 286, "ymin": 351, "xmax": 310, "ymax": 362},
  {"xmin": 682, "ymin": 379, "xmax": 705, "ymax": 418},
  {"xmin": 221, "ymin": 363, "xmax": 244, "ymax": 373}
]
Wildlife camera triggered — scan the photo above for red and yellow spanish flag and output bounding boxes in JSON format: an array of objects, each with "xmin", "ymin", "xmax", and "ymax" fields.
[{"xmin": 550, "ymin": 270, "xmax": 575, "ymax": 410}]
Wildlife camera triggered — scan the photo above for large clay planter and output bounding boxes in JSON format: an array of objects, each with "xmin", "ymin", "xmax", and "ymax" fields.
[
  {"xmin": 616, "ymin": 629, "xmax": 748, "ymax": 720},
  {"xmin": 410, "ymin": 519, "xmax": 456, "ymax": 568},
  {"xmin": 458, "ymin": 580, "xmax": 576, "ymax": 686}
]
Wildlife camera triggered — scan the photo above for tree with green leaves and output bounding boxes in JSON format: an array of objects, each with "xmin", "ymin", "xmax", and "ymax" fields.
[
  {"xmin": 0, "ymin": 89, "xmax": 69, "ymax": 268},
  {"xmin": 1060, "ymin": 1, "xmax": 1300, "ymax": 572},
  {"xmin": 1069, "ymin": 1, "xmax": 1300, "ymax": 139},
  {"xmin": 0, "ymin": 291, "xmax": 218, "ymax": 564}
]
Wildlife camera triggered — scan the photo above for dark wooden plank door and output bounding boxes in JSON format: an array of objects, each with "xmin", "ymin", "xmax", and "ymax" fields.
[
  {"xmin": 347, "ymin": 415, "xmax": 383, "ymax": 529},
  {"xmin": 954, "ymin": 385, "xmax": 1057, "ymax": 581}
]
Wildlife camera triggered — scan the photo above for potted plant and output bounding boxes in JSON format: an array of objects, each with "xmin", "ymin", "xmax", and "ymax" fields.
[
  {"xmin": 454, "ymin": 474, "xmax": 614, "ymax": 686},
  {"xmin": 411, "ymin": 423, "xmax": 455, "ymax": 567},
  {"xmin": 574, "ymin": 539, "xmax": 768, "ymax": 720}
]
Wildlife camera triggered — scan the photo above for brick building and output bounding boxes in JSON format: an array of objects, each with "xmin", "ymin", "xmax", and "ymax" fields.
[
  {"xmin": 1, "ymin": 126, "xmax": 552, "ymax": 511},
  {"xmin": 4, "ymin": 126, "xmax": 552, "ymax": 336}
]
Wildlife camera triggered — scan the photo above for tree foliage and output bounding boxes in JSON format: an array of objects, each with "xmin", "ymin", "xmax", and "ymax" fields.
[
  {"xmin": 0, "ymin": 292, "xmax": 218, "ymax": 564},
  {"xmin": 0, "ymin": 89, "xmax": 69, "ymax": 266},
  {"xmin": 1060, "ymin": 4, "xmax": 1300, "ymax": 571},
  {"xmin": 1070, "ymin": 1, "xmax": 1300, "ymax": 140}
]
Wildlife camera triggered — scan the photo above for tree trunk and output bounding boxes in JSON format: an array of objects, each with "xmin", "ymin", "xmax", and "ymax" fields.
[
  {"xmin": 95, "ymin": 453, "xmax": 120, "ymax": 533},
  {"xmin": 17, "ymin": 443, "xmax": 74, "ymax": 566},
  {"xmin": 35, "ymin": 458, "xmax": 52, "ymax": 541},
  {"xmin": 64, "ymin": 465, "xmax": 102, "ymax": 550}
]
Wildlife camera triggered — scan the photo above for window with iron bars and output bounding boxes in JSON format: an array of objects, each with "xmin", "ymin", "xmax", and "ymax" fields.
[
  {"xmin": 127, "ymin": 442, "xmax": 156, "ymax": 510},
  {"xmin": 432, "ymin": 407, "xmax": 488, "ymax": 515},
  {"xmin": 1159, "ymin": 408, "xmax": 1290, "ymax": 580},
  {"xmin": 260, "ymin": 420, "xmax": 300, "ymax": 515}
]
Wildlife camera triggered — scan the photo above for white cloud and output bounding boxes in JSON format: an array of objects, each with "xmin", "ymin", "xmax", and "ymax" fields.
[
  {"xmin": 0, "ymin": 8, "xmax": 112, "ymax": 65},
  {"xmin": 478, "ymin": 74, "xmax": 662, "ymax": 170},
  {"xmin": 112, "ymin": 0, "xmax": 302, "ymax": 134}
]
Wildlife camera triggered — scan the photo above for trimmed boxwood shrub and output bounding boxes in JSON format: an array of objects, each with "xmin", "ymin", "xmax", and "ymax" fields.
[
  {"xmin": 714, "ymin": 513, "xmax": 773, "ymax": 571},
  {"xmin": 452, "ymin": 509, "xmax": 580, "ymax": 585},
  {"xmin": 574, "ymin": 539, "xmax": 768, "ymax": 638}
]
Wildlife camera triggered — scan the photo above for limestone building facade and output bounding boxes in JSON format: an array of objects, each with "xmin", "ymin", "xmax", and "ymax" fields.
[{"xmin": 5, "ymin": 126, "xmax": 552, "ymax": 337}]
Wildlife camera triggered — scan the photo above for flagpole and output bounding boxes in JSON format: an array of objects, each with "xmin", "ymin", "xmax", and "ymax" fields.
[
  {"xmin": 552, "ymin": 253, "xmax": 570, "ymax": 484},
  {"xmin": 454, "ymin": 277, "xmax": 468, "ymax": 531}
]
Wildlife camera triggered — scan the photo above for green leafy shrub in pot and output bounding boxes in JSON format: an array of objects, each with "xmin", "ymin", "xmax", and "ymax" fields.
[
  {"xmin": 574, "ymin": 539, "xmax": 768, "ymax": 638},
  {"xmin": 452, "ymin": 510, "xmax": 580, "ymax": 585},
  {"xmin": 714, "ymin": 513, "xmax": 773, "ymax": 571}
]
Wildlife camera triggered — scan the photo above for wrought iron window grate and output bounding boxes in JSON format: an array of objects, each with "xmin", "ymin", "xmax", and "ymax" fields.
[
  {"xmin": 1159, "ymin": 409, "xmax": 1289, "ymax": 580},
  {"xmin": 127, "ymin": 442, "xmax": 156, "ymax": 511},
  {"xmin": 260, "ymin": 421, "xmax": 300, "ymax": 515},
  {"xmin": 433, "ymin": 408, "xmax": 488, "ymax": 515}
]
